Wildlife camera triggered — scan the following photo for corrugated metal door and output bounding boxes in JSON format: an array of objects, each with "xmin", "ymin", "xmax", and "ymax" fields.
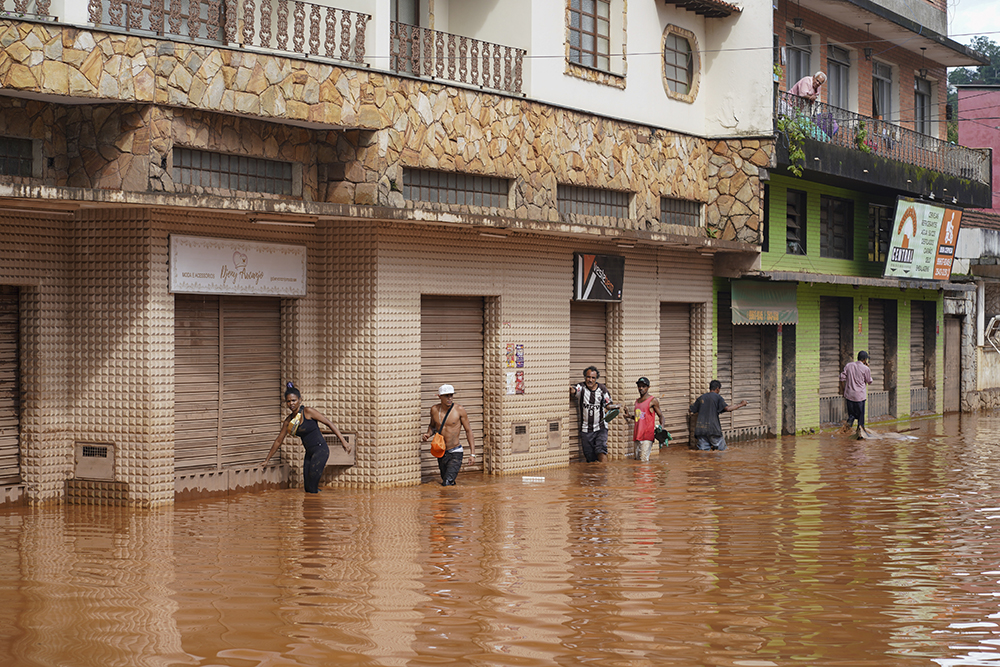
[
  {"xmin": 717, "ymin": 293, "xmax": 734, "ymax": 430},
  {"xmin": 174, "ymin": 295, "xmax": 281, "ymax": 472},
  {"xmin": 910, "ymin": 303, "xmax": 925, "ymax": 390},
  {"xmin": 660, "ymin": 303, "xmax": 690, "ymax": 444},
  {"xmin": 569, "ymin": 302, "xmax": 607, "ymax": 463},
  {"xmin": 944, "ymin": 315, "xmax": 961, "ymax": 413},
  {"xmin": 0, "ymin": 287, "xmax": 19, "ymax": 484},
  {"xmin": 732, "ymin": 325, "xmax": 763, "ymax": 430},
  {"xmin": 421, "ymin": 296, "xmax": 484, "ymax": 482},
  {"xmin": 868, "ymin": 299, "xmax": 886, "ymax": 391},
  {"xmin": 819, "ymin": 297, "xmax": 842, "ymax": 397}
]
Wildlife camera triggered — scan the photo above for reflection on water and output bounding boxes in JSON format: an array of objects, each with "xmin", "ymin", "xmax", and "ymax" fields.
[{"xmin": 7, "ymin": 414, "xmax": 1000, "ymax": 665}]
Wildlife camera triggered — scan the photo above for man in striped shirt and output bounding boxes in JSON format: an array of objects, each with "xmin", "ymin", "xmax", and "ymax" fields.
[{"xmin": 570, "ymin": 366, "xmax": 618, "ymax": 463}]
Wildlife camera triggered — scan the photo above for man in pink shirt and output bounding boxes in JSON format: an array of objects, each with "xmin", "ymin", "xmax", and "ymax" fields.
[
  {"xmin": 840, "ymin": 350, "xmax": 873, "ymax": 439},
  {"xmin": 788, "ymin": 71, "xmax": 826, "ymax": 102}
]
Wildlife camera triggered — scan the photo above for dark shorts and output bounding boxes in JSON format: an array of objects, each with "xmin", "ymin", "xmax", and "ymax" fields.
[
  {"xmin": 438, "ymin": 448, "xmax": 464, "ymax": 485},
  {"xmin": 581, "ymin": 429, "xmax": 608, "ymax": 462}
]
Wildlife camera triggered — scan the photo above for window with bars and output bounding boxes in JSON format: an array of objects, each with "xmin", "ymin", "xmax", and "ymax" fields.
[
  {"xmin": 820, "ymin": 195, "xmax": 853, "ymax": 259},
  {"xmin": 403, "ymin": 168, "xmax": 510, "ymax": 208},
  {"xmin": 558, "ymin": 184, "xmax": 630, "ymax": 218},
  {"xmin": 569, "ymin": 0, "xmax": 610, "ymax": 71},
  {"xmin": 660, "ymin": 197, "xmax": 700, "ymax": 227},
  {"xmin": 0, "ymin": 136, "xmax": 33, "ymax": 178},
  {"xmin": 664, "ymin": 32, "xmax": 693, "ymax": 95},
  {"xmin": 173, "ymin": 148, "xmax": 293, "ymax": 195},
  {"xmin": 786, "ymin": 29, "xmax": 812, "ymax": 86},
  {"xmin": 786, "ymin": 189, "xmax": 807, "ymax": 255},
  {"xmin": 827, "ymin": 45, "xmax": 851, "ymax": 109},
  {"xmin": 869, "ymin": 204, "xmax": 893, "ymax": 263},
  {"xmin": 914, "ymin": 77, "xmax": 932, "ymax": 135}
]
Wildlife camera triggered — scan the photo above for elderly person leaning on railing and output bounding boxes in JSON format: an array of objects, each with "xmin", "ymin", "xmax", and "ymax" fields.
[{"xmin": 788, "ymin": 71, "xmax": 826, "ymax": 102}]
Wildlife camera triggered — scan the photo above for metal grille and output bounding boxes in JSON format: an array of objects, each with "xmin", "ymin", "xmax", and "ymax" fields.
[
  {"xmin": 173, "ymin": 148, "xmax": 292, "ymax": 195},
  {"xmin": 786, "ymin": 189, "xmax": 807, "ymax": 255},
  {"xmin": 558, "ymin": 184, "xmax": 630, "ymax": 218},
  {"xmin": 569, "ymin": 0, "xmax": 610, "ymax": 71},
  {"xmin": 0, "ymin": 136, "xmax": 32, "ymax": 177},
  {"xmin": 81, "ymin": 445, "xmax": 109, "ymax": 458},
  {"xmin": 869, "ymin": 204, "xmax": 892, "ymax": 262},
  {"xmin": 660, "ymin": 197, "xmax": 701, "ymax": 226},
  {"xmin": 403, "ymin": 169, "xmax": 509, "ymax": 207}
]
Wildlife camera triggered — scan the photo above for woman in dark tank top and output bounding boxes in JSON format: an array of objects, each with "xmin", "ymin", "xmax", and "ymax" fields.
[{"xmin": 262, "ymin": 383, "xmax": 351, "ymax": 493}]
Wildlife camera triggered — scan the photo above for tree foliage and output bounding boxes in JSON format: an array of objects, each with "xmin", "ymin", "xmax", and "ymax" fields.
[{"xmin": 947, "ymin": 37, "xmax": 1000, "ymax": 142}]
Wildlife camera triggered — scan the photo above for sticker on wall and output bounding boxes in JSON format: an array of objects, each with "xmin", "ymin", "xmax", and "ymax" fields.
[
  {"xmin": 515, "ymin": 370, "xmax": 525, "ymax": 394},
  {"xmin": 506, "ymin": 372, "xmax": 517, "ymax": 395},
  {"xmin": 505, "ymin": 344, "xmax": 525, "ymax": 368},
  {"xmin": 858, "ymin": 316, "xmax": 863, "ymax": 334},
  {"xmin": 515, "ymin": 344, "xmax": 524, "ymax": 368}
]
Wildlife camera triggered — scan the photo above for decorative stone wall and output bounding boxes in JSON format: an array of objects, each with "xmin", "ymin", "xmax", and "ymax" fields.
[{"xmin": 0, "ymin": 21, "xmax": 773, "ymax": 243}]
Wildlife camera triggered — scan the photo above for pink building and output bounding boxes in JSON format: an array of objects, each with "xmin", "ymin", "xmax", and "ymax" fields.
[{"xmin": 958, "ymin": 85, "xmax": 1000, "ymax": 212}]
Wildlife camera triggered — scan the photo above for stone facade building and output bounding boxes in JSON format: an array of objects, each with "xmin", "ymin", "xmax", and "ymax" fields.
[{"xmin": 0, "ymin": 1, "xmax": 776, "ymax": 505}]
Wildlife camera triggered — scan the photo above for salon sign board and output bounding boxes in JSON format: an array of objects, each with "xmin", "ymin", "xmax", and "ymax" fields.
[
  {"xmin": 169, "ymin": 235, "xmax": 307, "ymax": 297},
  {"xmin": 883, "ymin": 197, "xmax": 963, "ymax": 281}
]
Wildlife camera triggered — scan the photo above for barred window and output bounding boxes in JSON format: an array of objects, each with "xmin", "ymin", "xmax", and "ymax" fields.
[
  {"xmin": 173, "ymin": 148, "xmax": 293, "ymax": 195},
  {"xmin": 660, "ymin": 197, "xmax": 700, "ymax": 227},
  {"xmin": 0, "ymin": 136, "xmax": 33, "ymax": 177},
  {"xmin": 558, "ymin": 184, "xmax": 630, "ymax": 218},
  {"xmin": 403, "ymin": 169, "xmax": 509, "ymax": 208},
  {"xmin": 820, "ymin": 195, "xmax": 853, "ymax": 259},
  {"xmin": 664, "ymin": 33, "xmax": 693, "ymax": 95}
]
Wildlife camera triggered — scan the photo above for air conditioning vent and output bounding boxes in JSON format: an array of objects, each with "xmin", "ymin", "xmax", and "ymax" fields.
[{"xmin": 75, "ymin": 443, "xmax": 115, "ymax": 480}]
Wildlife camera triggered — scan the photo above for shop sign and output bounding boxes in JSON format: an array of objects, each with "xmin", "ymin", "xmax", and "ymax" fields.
[
  {"xmin": 731, "ymin": 281, "xmax": 798, "ymax": 325},
  {"xmin": 883, "ymin": 197, "xmax": 963, "ymax": 281},
  {"xmin": 574, "ymin": 253, "xmax": 624, "ymax": 302},
  {"xmin": 169, "ymin": 235, "xmax": 307, "ymax": 297}
]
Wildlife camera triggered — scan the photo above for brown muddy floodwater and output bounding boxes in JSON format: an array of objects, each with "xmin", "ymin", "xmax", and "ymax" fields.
[{"xmin": 6, "ymin": 414, "xmax": 1000, "ymax": 666}]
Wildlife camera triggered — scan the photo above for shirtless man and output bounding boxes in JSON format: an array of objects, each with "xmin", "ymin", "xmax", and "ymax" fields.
[{"xmin": 421, "ymin": 384, "xmax": 476, "ymax": 485}]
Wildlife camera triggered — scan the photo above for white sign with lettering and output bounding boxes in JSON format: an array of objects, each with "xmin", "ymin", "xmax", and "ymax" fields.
[{"xmin": 169, "ymin": 235, "xmax": 307, "ymax": 297}]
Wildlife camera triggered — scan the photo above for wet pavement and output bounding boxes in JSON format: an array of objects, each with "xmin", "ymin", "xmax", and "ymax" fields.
[{"xmin": 5, "ymin": 414, "xmax": 1000, "ymax": 666}]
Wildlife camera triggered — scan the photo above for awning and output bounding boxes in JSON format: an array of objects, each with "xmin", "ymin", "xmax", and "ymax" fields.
[
  {"xmin": 732, "ymin": 281, "xmax": 798, "ymax": 325},
  {"xmin": 662, "ymin": 0, "xmax": 741, "ymax": 18}
]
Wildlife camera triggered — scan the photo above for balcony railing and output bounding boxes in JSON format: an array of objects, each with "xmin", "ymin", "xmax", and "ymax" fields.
[
  {"xmin": 390, "ymin": 21, "xmax": 524, "ymax": 95},
  {"xmin": 776, "ymin": 90, "xmax": 990, "ymax": 185},
  {"xmin": 85, "ymin": 0, "xmax": 368, "ymax": 64},
  {"xmin": 1, "ymin": 0, "xmax": 52, "ymax": 18}
]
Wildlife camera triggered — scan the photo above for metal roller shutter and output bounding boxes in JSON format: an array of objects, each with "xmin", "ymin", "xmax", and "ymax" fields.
[
  {"xmin": 731, "ymin": 325, "xmax": 764, "ymax": 430},
  {"xmin": 717, "ymin": 293, "xmax": 734, "ymax": 431},
  {"xmin": 659, "ymin": 303, "xmax": 690, "ymax": 444},
  {"xmin": 717, "ymin": 293, "xmax": 763, "ymax": 431},
  {"xmin": 174, "ymin": 295, "xmax": 281, "ymax": 472},
  {"xmin": 421, "ymin": 296, "xmax": 485, "ymax": 482},
  {"xmin": 819, "ymin": 297, "xmax": 842, "ymax": 397},
  {"xmin": 569, "ymin": 302, "xmax": 607, "ymax": 463},
  {"xmin": 868, "ymin": 299, "xmax": 886, "ymax": 391},
  {"xmin": 0, "ymin": 287, "xmax": 19, "ymax": 484},
  {"xmin": 910, "ymin": 304, "xmax": 925, "ymax": 389}
]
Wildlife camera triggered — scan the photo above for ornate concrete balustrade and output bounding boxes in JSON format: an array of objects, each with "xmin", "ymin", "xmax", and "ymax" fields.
[{"xmin": 390, "ymin": 21, "xmax": 524, "ymax": 95}]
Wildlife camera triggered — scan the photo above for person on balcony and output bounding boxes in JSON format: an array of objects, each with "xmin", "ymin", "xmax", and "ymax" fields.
[{"xmin": 789, "ymin": 71, "xmax": 826, "ymax": 102}]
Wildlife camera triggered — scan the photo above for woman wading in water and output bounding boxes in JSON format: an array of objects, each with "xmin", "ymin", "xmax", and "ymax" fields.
[{"xmin": 262, "ymin": 383, "xmax": 351, "ymax": 493}]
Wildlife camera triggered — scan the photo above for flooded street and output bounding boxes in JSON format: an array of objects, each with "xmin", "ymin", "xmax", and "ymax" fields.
[{"xmin": 6, "ymin": 415, "xmax": 1000, "ymax": 666}]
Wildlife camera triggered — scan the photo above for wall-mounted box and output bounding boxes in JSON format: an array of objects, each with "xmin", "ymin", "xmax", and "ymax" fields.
[
  {"xmin": 512, "ymin": 422, "xmax": 530, "ymax": 454},
  {"xmin": 326, "ymin": 433, "xmax": 356, "ymax": 466},
  {"xmin": 75, "ymin": 443, "xmax": 114, "ymax": 480}
]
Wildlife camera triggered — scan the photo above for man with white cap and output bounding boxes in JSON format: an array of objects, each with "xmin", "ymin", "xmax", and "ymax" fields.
[{"xmin": 421, "ymin": 383, "xmax": 476, "ymax": 485}]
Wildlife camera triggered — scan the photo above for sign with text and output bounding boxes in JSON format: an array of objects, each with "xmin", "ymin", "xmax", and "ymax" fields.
[
  {"xmin": 169, "ymin": 235, "xmax": 307, "ymax": 296},
  {"xmin": 574, "ymin": 253, "xmax": 624, "ymax": 302},
  {"xmin": 883, "ymin": 198, "xmax": 963, "ymax": 281}
]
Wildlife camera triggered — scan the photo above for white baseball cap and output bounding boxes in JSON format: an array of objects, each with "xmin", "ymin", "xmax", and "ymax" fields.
[{"xmin": 438, "ymin": 384, "xmax": 455, "ymax": 395}]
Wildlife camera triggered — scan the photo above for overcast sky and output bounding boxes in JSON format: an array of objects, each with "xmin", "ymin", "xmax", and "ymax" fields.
[{"xmin": 948, "ymin": 0, "xmax": 1000, "ymax": 46}]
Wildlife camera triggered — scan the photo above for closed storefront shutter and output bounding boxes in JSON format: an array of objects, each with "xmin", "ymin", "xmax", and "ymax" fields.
[
  {"xmin": 732, "ymin": 325, "xmax": 763, "ymax": 430},
  {"xmin": 717, "ymin": 293, "xmax": 734, "ymax": 431},
  {"xmin": 175, "ymin": 295, "xmax": 281, "ymax": 472},
  {"xmin": 0, "ymin": 287, "xmax": 19, "ymax": 484},
  {"xmin": 569, "ymin": 302, "xmax": 607, "ymax": 463},
  {"xmin": 659, "ymin": 303, "xmax": 690, "ymax": 444},
  {"xmin": 910, "ymin": 304, "xmax": 925, "ymax": 390},
  {"xmin": 819, "ymin": 297, "xmax": 842, "ymax": 398},
  {"xmin": 868, "ymin": 299, "xmax": 886, "ymax": 391},
  {"xmin": 421, "ymin": 296, "xmax": 484, "ymax": 482},
  {"xmin": 716, "ymin": 293, "xmax": 764, "ymax": 432}
]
